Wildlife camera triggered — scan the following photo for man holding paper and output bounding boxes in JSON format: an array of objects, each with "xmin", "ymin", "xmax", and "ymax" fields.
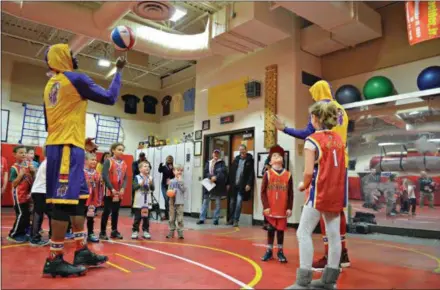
[{"xmin": 197, "ymin": 149, "xmax": 228, "ymax": 226}]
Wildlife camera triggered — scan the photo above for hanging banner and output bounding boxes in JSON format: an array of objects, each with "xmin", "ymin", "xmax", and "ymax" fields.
[{"xmin": 406, "ymin": 1, "xmax": 440, "ymax": 45}]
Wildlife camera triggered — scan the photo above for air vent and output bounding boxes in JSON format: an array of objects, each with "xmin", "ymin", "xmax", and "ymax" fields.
[{"xmin": 132, "ymin": 1, "xmax": 175, "ymax": 21}]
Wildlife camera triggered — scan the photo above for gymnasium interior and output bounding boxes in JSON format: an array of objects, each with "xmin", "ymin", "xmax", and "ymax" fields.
[{"xmin": 1, "ymin": 1, "xmax": 440, "ymax": 289}]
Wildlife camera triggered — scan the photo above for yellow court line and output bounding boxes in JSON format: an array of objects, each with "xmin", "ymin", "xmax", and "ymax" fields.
[
  {"xmin": 115, "ymin": 253, "xmax": 156, "ymax": 270},
  {"xmin": 352, "ymin": 240, "xmax": 440, "ymax": 273},
  {"xmin": 107, "ymin": 261, "xmax": 131, "ymax": 273},
  {"xmin": 215, "ymin": 227, "xmax": 240, "ymax": 236},
  {"xmin": 1, "ymin": 243, "xmax": 30, "ymax": 249},
  {"xmin": 126, "ymin": 239, "xmax": 262, "ymax": 289}
]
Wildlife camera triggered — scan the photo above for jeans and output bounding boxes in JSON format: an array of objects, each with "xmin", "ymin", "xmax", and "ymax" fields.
[
  {"xmin": 229, "ymin": 192, "xmax": 243, "ymax": 222},
  {"xmin": 200, "ymin": 195, "xmax": 221, "ymax": 222},
  {"xmin": 161, "ymin": 184, "xmax": 170, "ymax": 218},
  {"xmin": 409, "ymin": 198, "xmax": 417, "ymax": 214}
]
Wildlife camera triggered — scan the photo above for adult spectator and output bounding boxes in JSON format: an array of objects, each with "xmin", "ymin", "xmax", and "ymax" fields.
[
  {"xmin": 197, "ymin": 149, "xmax": 228, "ymax": 226},
  {"xmin": 158, "ymin": 155, "xmax": 175, "ymax": 220},
  {"xmin": 227, "ymin": 144, "xmax": 255, "ymax": 227},
  {"xmin": 419, "ymin": 171, "xmax": 435, "ymax": 209}
]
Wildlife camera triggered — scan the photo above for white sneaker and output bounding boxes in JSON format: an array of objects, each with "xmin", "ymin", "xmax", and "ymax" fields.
[
  {"xmin": 131, "ymin": 231, "xmax": 139, "ymax": 239},
  {"xmin": 143, "ymin": 231, "xmax": 151, "ymax": 239}
]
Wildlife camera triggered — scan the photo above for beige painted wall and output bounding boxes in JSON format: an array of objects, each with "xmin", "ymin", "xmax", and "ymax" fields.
[
  {"xmin": 321, "ymin": 2, "xmax": 440, "ymax": 81},
  {"xmin": 190, "ymin": 17, "xmax": 321, "ymax": 222}
]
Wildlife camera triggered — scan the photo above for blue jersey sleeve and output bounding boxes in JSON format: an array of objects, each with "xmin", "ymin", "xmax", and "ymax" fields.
[
  {"xmin": 65, "ymin": 71, "xmax": 121, "ymax": 105},
  {"xmin": 283, "ymin": 117, "xmax": 316, "ymax": 140}
]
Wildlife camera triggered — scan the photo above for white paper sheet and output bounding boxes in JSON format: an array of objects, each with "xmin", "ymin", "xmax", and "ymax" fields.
[{"xmin": 201, "ymin": 178, "xmax": 216, "ymax": 192}]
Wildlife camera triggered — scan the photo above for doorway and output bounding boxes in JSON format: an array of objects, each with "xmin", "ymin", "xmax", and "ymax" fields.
[{"xmin": 203, "ymin": 128, "xmax": 255, "ymax": 224}]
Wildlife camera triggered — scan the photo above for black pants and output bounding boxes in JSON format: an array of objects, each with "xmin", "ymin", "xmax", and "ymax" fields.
[
  {"xmin": 31, "ymin": 194, "xmax": 52, "ymax": 240},
  {"xmin": 84, "ymin": 206, "xmax": 98, "ymax": 235},
  {"xmin": 100, "ymin": 196, "xmax": 121, "ymax": 233},
  {"xmin": 9, "ymin": 202, "xmax": 30, "ymax": 238},
  {"xmin": 132, "ymin": 208, "xmax": 150, "ymax": 232},
  {"xmin": 268, "ymin": 229, "xmax": 285, "ymax": 246},
  {"xmin": 409, "ymin": 198, "xmax": 417, "ymax": 214},
  {"xmin": 400, "ymin": 198, "xmax": 409, "ymax": 212}
]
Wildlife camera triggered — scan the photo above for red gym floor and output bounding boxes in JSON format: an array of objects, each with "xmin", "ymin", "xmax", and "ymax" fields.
[{"xmin": 1, "ymin": 209, "xmax": 440, "ymax": 289}]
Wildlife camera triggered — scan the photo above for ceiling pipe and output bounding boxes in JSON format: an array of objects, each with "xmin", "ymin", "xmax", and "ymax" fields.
[{"xmin": 1, "ymin": 1, "xmax": 213, "ymax": 60}]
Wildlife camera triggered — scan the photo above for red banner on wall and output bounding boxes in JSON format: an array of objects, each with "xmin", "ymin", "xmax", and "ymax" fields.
[{"xmin": 406, "ymin": 1, "xmax": 440, "ymax": 45}]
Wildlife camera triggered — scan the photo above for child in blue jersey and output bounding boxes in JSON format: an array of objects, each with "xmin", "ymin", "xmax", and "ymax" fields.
[{"xmin": 42, "ymin": 43, "xmax": 127, "ymax": 278}]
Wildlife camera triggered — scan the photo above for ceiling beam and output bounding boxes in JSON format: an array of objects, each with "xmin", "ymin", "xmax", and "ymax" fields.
[
  {"xmin": 1, "ymin": 32, "xmax": 161, "ymax": 77},
  {"xmin": 125, "ymin": 13, "xmax": 184, "ymax": 34}
]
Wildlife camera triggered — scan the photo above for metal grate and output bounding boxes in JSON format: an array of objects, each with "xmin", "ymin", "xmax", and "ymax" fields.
[
  {"xmin": 94, "ymin": 114, "xmax": 121, "ymax": 146},
  {"xmin": 19, "ymin": 104, "xmax": 47, "ymax": 145}
]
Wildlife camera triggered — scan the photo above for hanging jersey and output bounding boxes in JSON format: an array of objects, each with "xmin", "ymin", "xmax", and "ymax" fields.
[
  {"xmin": 105, "ymin": 158, "xmax": 127, "ymax": 196},
  {"xmin": 84, "ymin": 168, "xmax": 102, "ymax": 207},
  {"xmin": 305, "ymin": 131, "xmax": 345, "ymax": 212},
  {"xmin": 263, "ymin": 168, "xmax": 291, "ymax": 218},
  {"xmin": 10, "ymin": 162, "xmax": 33, "ymax": 204}
]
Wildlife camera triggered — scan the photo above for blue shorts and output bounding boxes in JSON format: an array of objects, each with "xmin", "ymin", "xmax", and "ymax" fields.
[{"xmin": 46, "ymin": 145, "xmax": 89, "ymax": 205}]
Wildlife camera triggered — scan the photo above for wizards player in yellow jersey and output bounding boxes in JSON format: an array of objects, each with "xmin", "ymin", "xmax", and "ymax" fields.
[
  {"xmin": 275, "ymin": 80, "xmax": 351, "ymax": 271},
  {"xmin": 42, "ymin": 43, "xmax": 126, "ymax": 278}
]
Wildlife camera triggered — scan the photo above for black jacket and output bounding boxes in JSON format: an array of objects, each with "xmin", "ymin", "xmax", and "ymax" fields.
[
  {"xmin": 158, "ymin": 163, "xmax": 175, "ymax": 186},
  {"xmin": 228, "ymin": 153, "xmax": 255, "ymax": 201},
  {"xmin": 203, "ymin": 159, "xmax": 228, "ymax": 198}
]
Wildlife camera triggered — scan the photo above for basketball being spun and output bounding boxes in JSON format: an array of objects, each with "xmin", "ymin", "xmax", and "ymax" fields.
[
  {"xmin": 111, "ymin": 25, "xmax": 136, "ymax": 51},
  {"xmin": 166, "ymin": 189, "xmax": 176, "ymax": 198}
]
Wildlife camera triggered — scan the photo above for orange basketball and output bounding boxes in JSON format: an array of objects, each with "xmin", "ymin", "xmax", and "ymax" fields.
[{"xmin": 166, "ymin": 189, "xmax": 176, "ymax": 198}]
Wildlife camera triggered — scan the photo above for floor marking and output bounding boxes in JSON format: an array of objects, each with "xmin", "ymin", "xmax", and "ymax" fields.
[
  {"xmin": 122, "ymin": 239, "xmax": 262, "ymax": 289},
  {"xmin": 107, "ymin": 261, "xmax": 131, "ymax": 273},
  {"xmin": 352, "ymin": 240, "xmax": 440, "ymax": 273},
  {"xmin": 1, "ymin": 243, "xmax": 30, "ymax": 249},
  {"xmin": 107, "ymin": 240, "xmax": 255, "ymax": 289},
  {"xmin": 215, "ymin": 227, "xmax": 241, "ymax": 236},
  {"xmin": 115, "ymin": 253, "xmax": 156, "ymax": 270}
]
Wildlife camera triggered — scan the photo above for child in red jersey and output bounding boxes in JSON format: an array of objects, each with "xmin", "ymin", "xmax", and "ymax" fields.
[
  {"xmin": 84, "ymin": 153, "xmax": 102, "ymax": 243},
  {"xmin": 261, "ymin": 145, "xmax": 293, "ymax": 263},
  {"xmin": 8, "ymin": 145, "xmax": 35, "ymax": 243},
  {"xmin": 289, "ymin": 102, "xmax": 345, "ymax": 289},
  {"xmin": 100, "ymin": 142, "xmax": 127, "ymax": 240}
]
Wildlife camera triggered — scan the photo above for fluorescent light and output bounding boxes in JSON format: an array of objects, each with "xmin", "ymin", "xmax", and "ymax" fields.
[
  {"xmin": 170, "ymin": 7, "xmax": 187, "ymax": 22},
  {"xmin": 428, "ymin": 139, "xmax": 440, "ymax": 142},
  {"xmin": 378, "ymin": 142, "xmax": 399, "ymax": 146},
  {"xmin": 98, "ymin": 59, "xmax": 111, "ymax": 67},
  {"xmin": 409, "ymin": 111, "xmax": 419, "ymax": 115}
]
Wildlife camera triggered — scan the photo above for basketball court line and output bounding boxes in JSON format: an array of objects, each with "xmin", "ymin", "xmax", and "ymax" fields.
[
  {"xmin": 107, "ymin": 261, "xmax": 131, "ymax": 273},
  {"xmin": 107, "ymin": 240, "xmax": 254, "ymax": 289},
  {"xmin": 127, "ymin": 239, "xmax": 263, "ymax": 288},
  {"xmin": 115, "ymin": 253, "xmax": 156, "ymax": 270}
]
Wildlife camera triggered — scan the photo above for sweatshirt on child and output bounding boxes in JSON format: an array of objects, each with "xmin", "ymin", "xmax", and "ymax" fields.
[
  {"xmin": 169, "ymin": 178, "xmax": 186, "ymax": 205},
  {"xmin": 132, "ymin": 174, "xmax": 155, "ymax": 209}
]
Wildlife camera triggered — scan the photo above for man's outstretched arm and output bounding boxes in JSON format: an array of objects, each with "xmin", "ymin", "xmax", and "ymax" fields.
[
  {"xmin": 282, "ymin": 120, "xmax": 315, "ymax": 140},
  {"xmin": 67, "ymin": 72, "xmax": 121, "ymax": 105}
]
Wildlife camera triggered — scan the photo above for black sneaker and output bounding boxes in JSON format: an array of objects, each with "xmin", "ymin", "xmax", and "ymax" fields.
[
  {"xmin": 99, "ymin": 233, "xmax": 109, "ymax": 240},
  {"xmin": 43, "ymin": 255, "xmax": 87, "ymax": 278},
  {"xmin": 30, "ymin": 239, "xmax": 50, "ymax": 247},
  {"xmin": 277, "ymin": 250, "xmax": 287, "ymax": 263},
  {"xmin": 196, "ymin": 220, "xmax": 204, "ymax": 225},
  {"xmin": 261, "ymin": 249, "xmax": 273, "ymax": 261},
  {"xmin": 213, "ymin": 220, "xmax": 219, "ymax": 226},
  {"xmin": 233, "ymin": 221, "xmax": 239, "ymax": 227},
  {"xmin": 227, "ymin": 220, "xmax": 234, "ymax": 226},
  {"xmin": 87, "ymin": 234, "xmax": 99, "ymax": 243},
  {"xmin": 178, "ymin": 231, "xmax": 184, "ymax": 240},
  {"xmin": 73, "ymin": 247, "xmax": 108, "ymax": 267},
  {"xmin": 110, "ymin": 230, "xmax": 123, "ymax": 239}
]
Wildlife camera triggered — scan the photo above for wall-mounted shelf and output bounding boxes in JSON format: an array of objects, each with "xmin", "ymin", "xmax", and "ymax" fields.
[{"xmin": 342, "ymin": 88, "xmax": 440, "ymax": 110}]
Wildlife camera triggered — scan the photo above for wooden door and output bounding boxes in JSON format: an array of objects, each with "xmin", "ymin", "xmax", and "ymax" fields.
[{"xmin": 230, "ymin": 132, "xmax": 255, "ymax": 215}]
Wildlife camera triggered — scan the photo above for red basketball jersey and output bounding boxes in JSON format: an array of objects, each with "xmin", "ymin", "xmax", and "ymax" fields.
[{"xmin": 305, "ymin": 131, "xmax": 345, "ymax": 212}]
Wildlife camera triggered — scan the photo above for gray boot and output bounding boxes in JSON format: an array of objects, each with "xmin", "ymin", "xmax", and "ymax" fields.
[
  {"xmin": 286, "ymin": 268, "xmax": 313, "ymax": 289},
  {"xmin": 309, "ymin": 266, "xmax": 340, "ymax": 289}
]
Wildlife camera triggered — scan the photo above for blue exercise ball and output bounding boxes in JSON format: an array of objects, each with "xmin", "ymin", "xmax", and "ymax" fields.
[
  {"xmin": 335, "ymin": 85, "xmax": 362, "ymax": 105},
  {"xmin": 417, "ymin": 66, "xmax": 440, "ymax": 90}
]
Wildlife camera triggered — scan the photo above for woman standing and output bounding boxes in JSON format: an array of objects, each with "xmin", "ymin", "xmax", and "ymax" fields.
[{"xmin": 158, "ymin": 155, "xmax": 175, "ymax": 220}]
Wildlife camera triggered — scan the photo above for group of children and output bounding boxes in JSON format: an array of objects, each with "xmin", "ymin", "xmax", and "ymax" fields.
[{"xmin": 5, "ymin": 142, "xmax": 187, "ymax": 246}]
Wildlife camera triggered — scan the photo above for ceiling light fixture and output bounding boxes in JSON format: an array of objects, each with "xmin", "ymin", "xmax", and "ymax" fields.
[
  {"xmin": 428, "ymin": 139, "xmax": 440, "ymax": 142},
  {"xmin": 98, "ymin": 59, "xmax": 111, "ymax": 67},
  {"xmin": 378, "ymin": 142, "xmax": 400, "ymax": 146},
  {"xmin": 170, "ymin": 6, "xmax": 187, "ymax": 22},
  {"xmin": 409, "ymin": 111, "xmax": 419, "ymax": 115}
]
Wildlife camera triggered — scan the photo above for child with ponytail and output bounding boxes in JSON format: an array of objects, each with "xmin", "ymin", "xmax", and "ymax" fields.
[
  {"xmin": 100, "ymin": 142, "xmax": 127, "ymax": 240},
  {"xmin": 289, "ymin": 102, "xmax": 346, "ymax": 289}
]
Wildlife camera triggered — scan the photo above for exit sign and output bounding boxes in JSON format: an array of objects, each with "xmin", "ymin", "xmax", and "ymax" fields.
[{"xmin": 220, "ymin": 115, "xmax": 234, "ymax": 124}]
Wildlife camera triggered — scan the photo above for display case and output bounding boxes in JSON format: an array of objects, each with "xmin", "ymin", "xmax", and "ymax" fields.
[{"xmin": 344, "ymin": 88, "xmax": 440, "ymax": 236}]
